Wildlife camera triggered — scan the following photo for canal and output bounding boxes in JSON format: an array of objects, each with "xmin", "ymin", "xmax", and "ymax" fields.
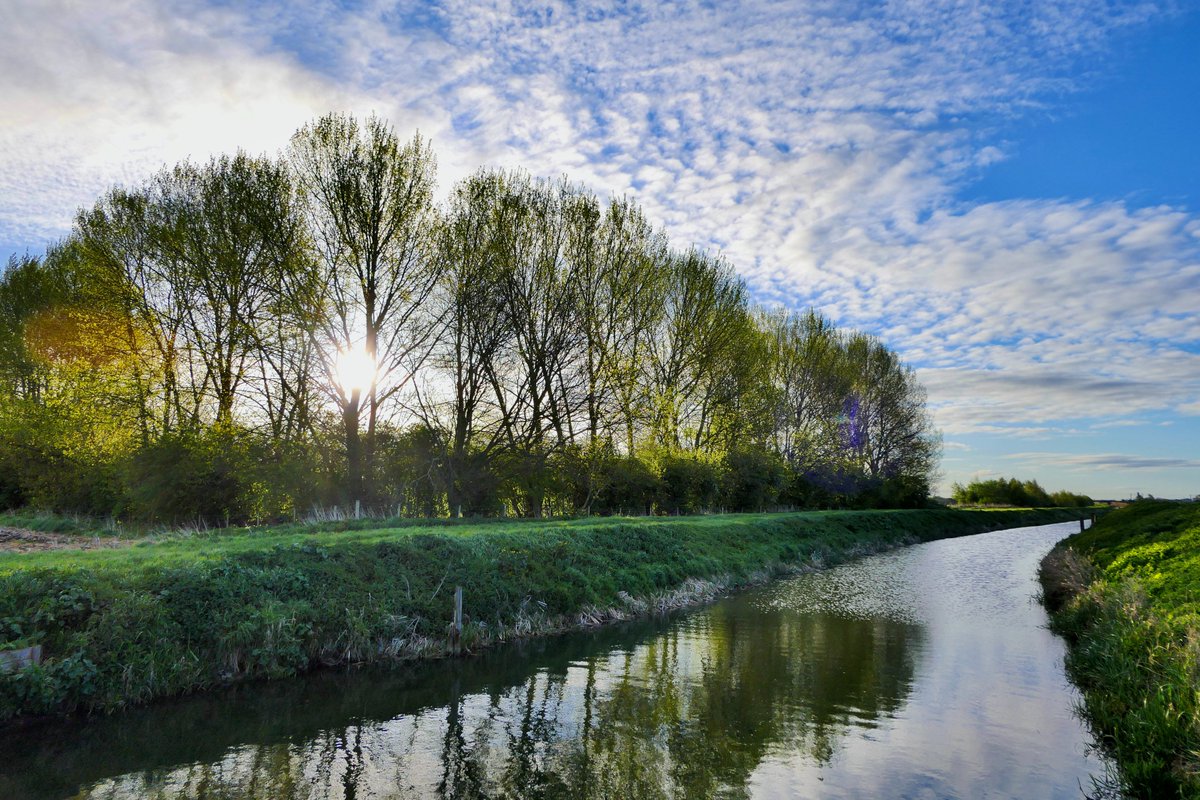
[{"xmin": 0, "ymin": 521, "xmax": 1110, "ymax": 798}]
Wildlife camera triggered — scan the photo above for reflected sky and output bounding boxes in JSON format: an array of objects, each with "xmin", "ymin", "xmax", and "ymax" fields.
[
  {"xmin": 0, "ymin": 522, "xmax": 1107, "ymax": 799},
  {"xmin": 748, "ymin": 522, "xmax": 1107, "ymax": 799}
]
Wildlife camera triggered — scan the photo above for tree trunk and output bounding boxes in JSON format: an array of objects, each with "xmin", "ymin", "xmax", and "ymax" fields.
[{"xmin": 343, "ymin": 390, "xmax": 363, "ymax": 508}]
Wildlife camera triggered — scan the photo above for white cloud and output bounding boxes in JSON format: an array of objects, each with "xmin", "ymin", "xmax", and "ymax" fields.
[
  {"xmin": 1090, "ymin": 419, "xmax": 1150, "ymax": 429},
  {"xmin": 0, "ymin": 0, "xmax": 378, "ymax": 247},
  {"xmin": 1005, "ymin": 452, "xmax": 1200, "ymax": 471}
]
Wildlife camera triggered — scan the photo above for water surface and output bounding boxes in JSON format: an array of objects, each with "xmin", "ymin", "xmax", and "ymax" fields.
[{"xmin": 0, "ymin": 521, "xmax": 1109, "ymax": 799}]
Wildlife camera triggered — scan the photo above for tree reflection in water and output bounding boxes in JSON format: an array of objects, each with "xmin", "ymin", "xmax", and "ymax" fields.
[{"xmin": 1, "ymin": 591, "xmax": 921, "ymax": 800}]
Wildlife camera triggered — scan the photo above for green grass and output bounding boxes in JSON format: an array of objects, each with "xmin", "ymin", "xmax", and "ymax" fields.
[
  {"xmin": 0, "ymin": 512, "xmax": 853, "ymax": 571},
  {"xmin": 0, "ymin": 507, "xmax": 1080, "ymax": 722},
  {"xmin": 1065, "ymin": 500, "xmax": 1200, "ymax": 623},
  {"xmin": 1041, "ymin": 501, "xmax": 1200, "ymax": 799}
]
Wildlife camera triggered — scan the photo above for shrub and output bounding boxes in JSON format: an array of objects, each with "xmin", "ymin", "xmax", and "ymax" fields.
[
  {"xmin": 373, "ymin": 425, "xmax": 447, "ymax": 516},
  {"xmin": 657, "ymin": 453, "xmax": 721, "ymax": 514},
  {"xmin": 0, "ymin": 434, "xmax": 122, "ymax": 516},
  {"xmin": 592, "ymin": 453, "xmax": 659, "ymax": 515},
  {"xmin": 124, "ymin": 428, "xmax": 313, "ymax": 525},
  {"xmin": 721, "ymin": 446, "xmax": 786, "ymax": 511}
]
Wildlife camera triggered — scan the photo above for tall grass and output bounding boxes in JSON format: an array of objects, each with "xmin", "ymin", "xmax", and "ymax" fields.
[{"xmin": 1041, "ymin": 501, "xmax": 1200, "ymax": 799}]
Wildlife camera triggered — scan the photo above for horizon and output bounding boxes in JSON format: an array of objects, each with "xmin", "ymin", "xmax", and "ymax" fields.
[{"xmin": 2, "ymin": 1, "xmax": 1198, "ymax": 499}]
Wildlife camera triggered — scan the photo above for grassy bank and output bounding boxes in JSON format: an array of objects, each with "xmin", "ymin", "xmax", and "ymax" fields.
[
  {"xmin": 0, "ymin": 507, "xmax": 1080, "ymax": 721},
  {"xmin": 1040, "ymin": 501, "xmax": 1200, "ymax": 799}
]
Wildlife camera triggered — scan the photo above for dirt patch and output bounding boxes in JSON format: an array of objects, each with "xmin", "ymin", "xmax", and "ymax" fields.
[{"xmin": 0, "ymin": 527, "xmax": 131, "ymax": 553}]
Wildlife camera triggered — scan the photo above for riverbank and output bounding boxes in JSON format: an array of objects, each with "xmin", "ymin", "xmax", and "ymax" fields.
[
  {"xmin": 1039, "ymin": 501, "xmax": 1200, "ymax": 799},
  {"xmin": 1, "ymin": 507, "xmax": 1082, "ymax": 721}
]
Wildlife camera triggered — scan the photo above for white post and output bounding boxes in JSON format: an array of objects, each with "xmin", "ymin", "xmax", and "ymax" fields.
[{"xmin": 452, "ymin": 586, "xmax": 464, "ymax": 654}]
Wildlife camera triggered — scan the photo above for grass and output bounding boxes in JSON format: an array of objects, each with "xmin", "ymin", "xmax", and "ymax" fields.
[
  {"xmin": 0, "ymin": 510, "xmax": 125, "ymax": 538},
  {"xmin": 1040, "ymin": 501, "xmax": 1200, "ymax": 799},
  {"xmin": 0, "ymin": 506, "xmax": 1082, "ymax": 722}
]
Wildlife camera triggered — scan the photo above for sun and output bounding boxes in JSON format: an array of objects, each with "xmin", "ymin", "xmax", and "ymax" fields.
[{"xmin": 334, "ymin": 345, "xmax": 377, "ymax": 394}]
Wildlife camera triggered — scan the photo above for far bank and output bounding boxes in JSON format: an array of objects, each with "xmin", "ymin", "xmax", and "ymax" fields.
[{"xmin": 1, "ymin": 507, "xmax": 1084, "ymax": 721}]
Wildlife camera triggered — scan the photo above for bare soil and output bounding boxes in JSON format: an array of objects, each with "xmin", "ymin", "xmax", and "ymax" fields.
[{"xmin": 0, "ymin": 527, "xmax": 131, "ymax": 553}]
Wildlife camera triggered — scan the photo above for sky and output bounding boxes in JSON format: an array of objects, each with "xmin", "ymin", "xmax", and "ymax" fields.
[{"xmin": 1, "ymin": 0, "xmax": 1198, "ymax": 500}]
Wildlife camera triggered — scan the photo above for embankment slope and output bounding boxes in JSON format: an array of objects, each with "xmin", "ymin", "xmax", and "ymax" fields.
[
  {"xmin": 2, "ymin": 507, "xmax": 1079, "ymax": 720},
  {"xmin": 1041, "ymin": 501, "xmax": 1200, "ymax": 799}
]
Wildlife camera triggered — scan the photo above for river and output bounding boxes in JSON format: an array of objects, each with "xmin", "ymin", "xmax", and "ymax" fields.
[{"xmin": 0, "ymin": 521, "xmax": 1111, "ymax": 799}]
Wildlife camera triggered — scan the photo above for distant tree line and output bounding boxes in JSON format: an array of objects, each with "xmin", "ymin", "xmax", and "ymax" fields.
[
  {"xmin": 0, "ymin": 114, "xmax": 940, "ymax": 523},
  {"xmin": 951, "ymin": 477, "xmax": 1092, "ymax": 508}
]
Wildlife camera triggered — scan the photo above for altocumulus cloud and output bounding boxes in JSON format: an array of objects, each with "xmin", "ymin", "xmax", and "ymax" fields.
[{"xmin": 2, "ymin": 0, "xmax": 1198, "ymax": 490}]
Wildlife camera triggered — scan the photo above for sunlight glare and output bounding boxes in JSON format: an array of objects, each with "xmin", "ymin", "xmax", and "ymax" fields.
[{"xmin": 335, "ymin": 345, "xmax": 377, "ymax": 394}]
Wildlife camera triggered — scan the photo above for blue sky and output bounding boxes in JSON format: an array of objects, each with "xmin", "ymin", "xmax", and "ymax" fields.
[{"xmin": 1, "ymin": 0, "xmax": 1197, "ymax": 499}]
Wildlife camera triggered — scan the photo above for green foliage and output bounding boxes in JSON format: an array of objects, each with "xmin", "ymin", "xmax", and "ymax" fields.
[
  {"xmin": 124, "ymin": 431, "xmax": 247, "ymax": 523},
  {"xmin": 373, "ymin": 425, "xmax": 447, "ymax": 517},
  {"xmin": 123, "ymin": 428, "xmax": 321, "ymax": 524},
  {"xmin": 1049, "ymin": 489, "xmax": 1094, "ymax": 508},
  {"xmin": 951, "ymin": 476, "xmax": 1091, "ymax": 508},
  {"xmin": 1043, "ymin": 501, "xmax": 1200, "ymax": 798},
  {"xmin": 591, "ymin": 453, "xmax": 660, "ymax": 515},
  {"xmin": 657, "ymin": 452, "xmax": 721, "ymax": 513},
  {"xmin": 0, "ymin": 377, "xmax": 129, "ymax": 515},
  {"xmin": 875, "ymin": 473, "xmax": 932, "ymax": 509},
  {"xmin": 721, "ymin": 446, "xmax": 787, "ymax": 512}
]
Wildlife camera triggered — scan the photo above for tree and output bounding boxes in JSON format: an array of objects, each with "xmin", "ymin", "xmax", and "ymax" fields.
[
  {"xmin": 763, "ymin": 308, "xmax": 848, "ymax": 469},
  {"xmin": 646, "ymin": 250, "xmax": 752, "ymax": 451},
  {"xmin": 151, "ymin": 152, "xmax": 307, "ymax": 428},
  {"xmin": 76, "ymin": 186, "xmax": 190, "ymax": 438},
  {"xmin": 0, "ymin": 112, "xmax": 946, "ymax": 520},
  {"xmin": 842, "ymin": 334, "xmax": 940, "ymax": 493},
  {"xmin": 572, "ymin": 196, "xmax": 668, "ymax": 451},
  {"xmin": 290, "ymin": 114, "xmax": 439, "ymax": 506},
  {"xmin": 418, "ymin": 169, "xmax": 517, "ymax": 515}
]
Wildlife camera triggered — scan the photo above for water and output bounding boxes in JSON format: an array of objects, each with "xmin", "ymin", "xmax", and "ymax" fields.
[{"xmin": 0, "ymin": 522, "xmax": 1111, "ymax": 799}]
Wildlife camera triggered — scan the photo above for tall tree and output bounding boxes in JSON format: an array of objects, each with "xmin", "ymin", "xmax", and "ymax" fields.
[
  {"xmin": 492, "ymin": 177, "xmax": 587, "ymax": 514},
  {"xmin": 76, "ymin": 187, "xmax": 190, "ymax": 438},
  {"xmin": 290, "ymin": 114, "xmax": 439, "ymax": 506},
  {"xmin": 574, "ymin": 197, "xmax": 669, "ymax": 452},
  {"xmin": 647, "ymin": 250, "xmax": 751, "ymax": 451},
  {"xmin": 842, "ymin": 333, "xmax": 941, "ymax": 500},
  {"xmin": 0, "ymin": 253, "xmax": 61, "ymax": 404},
  {"xmin": 151, "ymin": 152, "xmax": 306, "ymax": 428},
  {"xmin": 763, "ymin": 308, "xmax": 850, "ymax": 470},
  {"xmin": 419, "ymin": 169, "xmax": 516, "ymax": 514}
]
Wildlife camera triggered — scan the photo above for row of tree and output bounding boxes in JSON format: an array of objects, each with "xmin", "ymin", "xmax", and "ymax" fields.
[
  {"xmin": 0, "ymin": 113, "xmax": 940, "ymax": 522},
  {"xmin": 950, "ymin": 477, "xmax": 1093, "ymax": 508}
]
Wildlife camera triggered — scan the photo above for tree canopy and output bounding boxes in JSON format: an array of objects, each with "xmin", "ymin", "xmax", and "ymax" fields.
[
  {"xmin": 951, "ymin": 477, "xmax": 1092, "ymax": 508},
  {"xmin": 0, "ymin": 113, "xmax": 941, "ymax": 522}
]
